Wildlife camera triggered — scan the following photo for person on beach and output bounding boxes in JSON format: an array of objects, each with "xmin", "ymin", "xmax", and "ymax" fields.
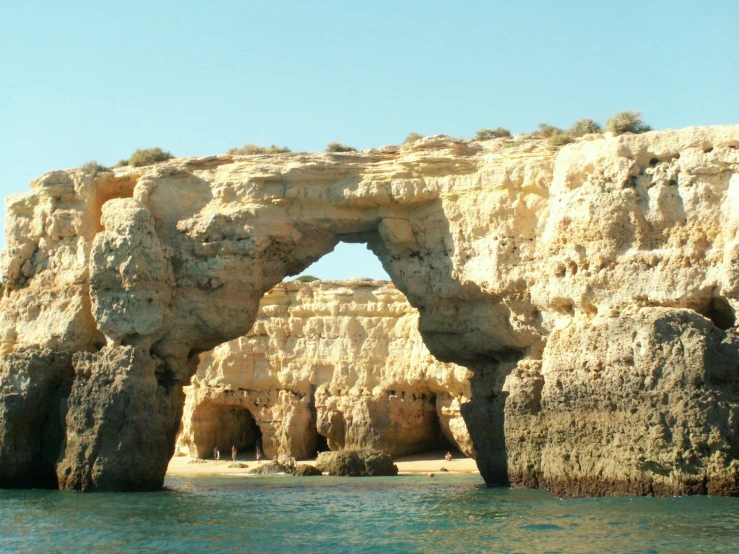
[
  {"xmin": 445, "ymin": 451, "xmax": 453, "ymax": 462},
  {"xmin": 231, "ymin": 445, "xmax": 237, "ymax": 462},
  {"xmin": 214, "ymin": 447, "xmax": 220, "ymax": 460},
  {"xmin": 256, "ymin": 447, "xmax": 262, "ymax": 463}
]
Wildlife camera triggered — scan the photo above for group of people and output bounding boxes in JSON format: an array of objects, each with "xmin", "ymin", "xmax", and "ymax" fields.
[{"xmin": 212, "ymin": 445, "xmax": 263, "ymax": 462}]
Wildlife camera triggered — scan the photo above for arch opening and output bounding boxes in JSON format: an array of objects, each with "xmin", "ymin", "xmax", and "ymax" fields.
[{"xmin": 174, "ymin": 242, "xmax": 478, "ymax": 468}]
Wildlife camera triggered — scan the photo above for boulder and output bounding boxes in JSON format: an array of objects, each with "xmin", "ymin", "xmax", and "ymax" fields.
[
  {"xmin": 293, "ymin": 465, "xmax": 322, "ymax": 477},
  {"xmin": 316, "ymin": 449, "xmax": 398, "ymax": 477},
  {"xmin": 247, "ymin": 462, "xmax": 292, "ymax": 475}
]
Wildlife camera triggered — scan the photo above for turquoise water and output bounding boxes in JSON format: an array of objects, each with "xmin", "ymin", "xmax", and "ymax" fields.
[{"xmin": 2, "ymin": 474, "xmax": 739, "ymax": 553}]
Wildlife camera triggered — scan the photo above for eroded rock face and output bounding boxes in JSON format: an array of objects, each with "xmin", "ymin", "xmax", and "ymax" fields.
[
  {"xmin": 0, "ymin": 126, "xmax": 737, "ymax": 495},
  {"xmin": 0, "ymin": 349, "xmax": 72, "ymax": 488},
  {"xmin": 175, "ymin": 279, "xmax": 473, "ymax": 460},
  {"xmin": 56, "ymin": 346, "xmax": 183, "ymax": 492}
]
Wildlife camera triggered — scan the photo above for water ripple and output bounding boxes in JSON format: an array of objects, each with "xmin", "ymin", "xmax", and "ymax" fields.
[{"xmin": 1, "ymin": 475, "xmax": 739, "ymax": 553}]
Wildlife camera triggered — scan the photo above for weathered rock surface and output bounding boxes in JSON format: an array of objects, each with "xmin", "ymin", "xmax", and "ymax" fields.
[
  {"xmin": 316, "ymin": 449, "xmax": 398, "ymax": 476},
  {"xmin": 175, "ymin": 279, "xmax": 473, "ymax": 460},
  {"xmin": 0, "ymin": 349, "xmax": 72, "ymax": 488},
  {"xmin": 247, "ymin": 461, "xmax": 292, "ymax": 475},
  {"xmin": 0, "ymin": 126, "xmax": 737, "ymax": 495},
  {"xmin": 293, "ymin": 464, "xmax": 322, "ymax": 476}
]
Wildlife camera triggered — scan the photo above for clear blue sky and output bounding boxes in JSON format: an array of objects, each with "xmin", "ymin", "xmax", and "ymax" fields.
[{"xmin": 1, "ymin": 0, "xmax": 737, "ymax": 280}]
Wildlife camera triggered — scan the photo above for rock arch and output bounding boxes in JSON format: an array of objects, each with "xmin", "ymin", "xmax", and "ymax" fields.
[
  {"xmin": 1, "ymin": 128, "xmax": 738, "ymax": 494},
  {"xmin": 174, "ymin": 279, "xmax": 475, "ymax": 462}
]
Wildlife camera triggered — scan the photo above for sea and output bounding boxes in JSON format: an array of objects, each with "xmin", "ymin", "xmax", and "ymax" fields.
[{"xmin": 2, "ymin": 474, "xmax": 739, "ymax": 553}]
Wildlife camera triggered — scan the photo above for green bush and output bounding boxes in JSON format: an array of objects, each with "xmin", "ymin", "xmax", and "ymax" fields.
[
  {"xmin": 125, "ymin": 147, "xmax": 174, "ymax": 167},
  {"xmin": 116, "ymin": 159, "xmax": 128, "ymax": 167},
  {"xmin": 535, "ymin": 123, "xmax": 562, "ymax": 138},
  {"xmin": 568, "ymin": 118, "xmax": 602, "ymax": 137},
  {"xmin": 228, "ymin": 144, "xmax": 291, "ymax": 155},
  {"xmin": 605, "ymin": 111, "xmax": 651, "ymax": 135},
  {"xmin": 267, "ymin": 145, "xmax": 291, "ymax": 154},
  {"xmin": 294, "ymin": 275, "xmax": 319, "ymax": 282},
  {"xmin": 549, "ymin": 134, "xmax": 575, "ymax": 147},
  {"xmin": 476, "ymin": 127, "xmax": 511, "ymax": 140},
  {"xmin": 327, "ymin": 142, "xmax": 357, "ymax": 152},
  {"xmin": 80, "ymin": 161, "xmax": 107, "ymax": 175},
  {"xmin": 403, "ymin": 132, "xmax": 424, "ymax": 144}
]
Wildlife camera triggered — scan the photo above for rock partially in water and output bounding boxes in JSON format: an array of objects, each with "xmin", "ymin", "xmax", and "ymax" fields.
[
  {"xmin": 293, "ymin": 465, "xmax": 322, "ymax": 477},
  {"xmin": 316, "ymin": 449, "xmax": 398, "ymax": 477},
  {"xmin": 247, "ymin": 462, "xmax": 292, "ymax": 475}
]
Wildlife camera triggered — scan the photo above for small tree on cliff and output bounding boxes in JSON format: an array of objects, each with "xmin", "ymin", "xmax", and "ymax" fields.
[
  {"xmin": 403, "ymin": 132, "xmax": 424, "ymax": 144},
  {"xmin": 476, "ymin": 127, "xmax": 511, "ymax": 140},
  {"xmin": 124, "ymin": 147, "xmax": 174, "ymax": 167},
  {"xmin": 568, "ymin": 118, "xmax": 602, "ymax": 137},
  {"xmin": 535, "ymin": 123, "xmax": 562, "ymax": 138},
  {"xmin": 606, "ymin": 111, "xmax": 651, "ymax": 135},
  {"xmin": 549, "ymin": 134, "xmax": 575, "ymax": 146},
  {"xmin": 294, "ymin": 275, "xmax": 319, "ymax": 282},
  {"xmin": 80, "ymin": 161, "xmax": 108, "ymax": 176},
  {"xmin": 327, "ymin": 142, "xmax": 357, "ymax": 152}
]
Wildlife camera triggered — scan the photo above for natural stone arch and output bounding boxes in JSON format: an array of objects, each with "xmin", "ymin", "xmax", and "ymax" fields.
[
  {"xmin": 0, "ymin": 127, "xmax": 738, "ymax": 494},
  {"xmin": 175, "ymin": 278, "xmax": 476, "ymax": 463}
]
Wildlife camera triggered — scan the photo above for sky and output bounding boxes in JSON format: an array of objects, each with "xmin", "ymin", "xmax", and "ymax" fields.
[{"xmin": 1, "ymin": 0, "xmax": 737, "ymax": 280}]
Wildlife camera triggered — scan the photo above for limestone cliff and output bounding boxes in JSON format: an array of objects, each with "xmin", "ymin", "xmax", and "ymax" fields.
[
  {"xmin": 0, "ymin": 126, "xmax": 737, "ymax": 495},
  {"xmin": 175, "ymin": 279, "xmax": 473, "ymax": 460}
]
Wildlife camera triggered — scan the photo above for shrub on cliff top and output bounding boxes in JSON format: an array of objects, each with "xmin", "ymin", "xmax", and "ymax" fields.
[
  {"xmin": 568, "ymin": 118, "xmax": 602, "ymax": 137},
  {"xmin": 549, "ymin": 134, "xmax": 575, "ymax": 147},
  {"xmin": 476, "ymin": 127, "xmax": 511, "ymax": 140},
  {"xmin": 535, "ymin": 123, "xmax": 562, "ymax": 138},
  {"xmin": 294, "ymin": 275, "xmax": 319, "ymax": 282},
  {"xmin": 228, "ymin": 144, "xmax": 291, "ymax": 155},
  {"xmin": 80, "ymin": 161, "xmax": 107, "ymax": 175},
  {"xmin": 125, "ymin": 147, "xmax": 174, "ymax": 167},
  {"xmin": 403, "ymin": 132, "xmax": 424, "ymax": 144},
  {"xmin": 327, "ymin": 142, "xmax": 357, "ymax": 152},
  {"xmin": 606, "ymin": 110, "xmax": 651, "ymax": 135}
]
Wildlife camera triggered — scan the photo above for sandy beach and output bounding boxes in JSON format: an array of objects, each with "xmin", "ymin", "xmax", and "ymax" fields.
[{"xmin": 166, "ymin": 449, "xmax": 479, "ymax": 477}]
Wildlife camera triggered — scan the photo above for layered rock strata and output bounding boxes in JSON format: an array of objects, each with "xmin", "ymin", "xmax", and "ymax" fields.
[
  {"xmin": 0, "ymin": 126, "xmax": 737, "ymax": 495},
  {"xmin": 175, "ymin": 279, "xmax": 473, "ymax": 460}
]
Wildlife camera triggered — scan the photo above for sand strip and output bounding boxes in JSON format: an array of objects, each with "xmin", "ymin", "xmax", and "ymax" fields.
[{"xmin": 166, "ymin": 450, "xmax": 478, "ymax": 477}]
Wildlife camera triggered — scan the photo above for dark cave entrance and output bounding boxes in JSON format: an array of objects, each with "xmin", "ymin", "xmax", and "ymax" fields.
[
  {"xmin": 367, "ymin": 389, "xmax": 460, "ymax": 459},
  {"xmin": 315, "ymin": 432, "xmax": 329, "ymax": 454},
  {"xmin": 192, "ymin": 403, "xmax": 262, "ymax": 460},
  {"xmin": 701, "ymin": 297, "xmax": 736, "ymax": 331}
]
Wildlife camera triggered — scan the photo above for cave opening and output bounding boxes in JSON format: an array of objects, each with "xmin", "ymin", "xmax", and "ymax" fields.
[
  {"xmin": 315, "ymin": 432, "xmax": 329, "ymax": 454},
  {"xmin": 191, "ymin": 402, "xmax": 262, "ymax": 460},
  {"xmin": 701, "ymin": 296, "xmax": 736, "ymax": 331}
]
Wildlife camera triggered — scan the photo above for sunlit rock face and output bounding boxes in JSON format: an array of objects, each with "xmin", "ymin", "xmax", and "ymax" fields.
[
  {"xmin": 175, "ymin": 279, "xmax": 473, "ymax": 460},
  {"xmin": 0, "ymin": 126, "xmax": 737, "ymax": 494}
]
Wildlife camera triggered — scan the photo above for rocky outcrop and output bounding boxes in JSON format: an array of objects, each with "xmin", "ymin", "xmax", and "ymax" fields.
[
  {"xmin": 175, "ymin": 279, "xmax": 473, "ymax": 461},
  {"xmin": 293, "ymin": 464, "xmax": 322, "ymax": 476},
  {"xmin": 316, "ymin": 449, "xmax": 398, "ymax": 476},
  {"xmin": 0, "ymin": 349, "xmax": 72, "ymax": 488},
  {"xmin": 0, "ymin": 126, "xmax": 737, "ymax": 495},
  {"xmin": 247, "ymin": 461, "xmax": 292, "ymax": 475}
]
